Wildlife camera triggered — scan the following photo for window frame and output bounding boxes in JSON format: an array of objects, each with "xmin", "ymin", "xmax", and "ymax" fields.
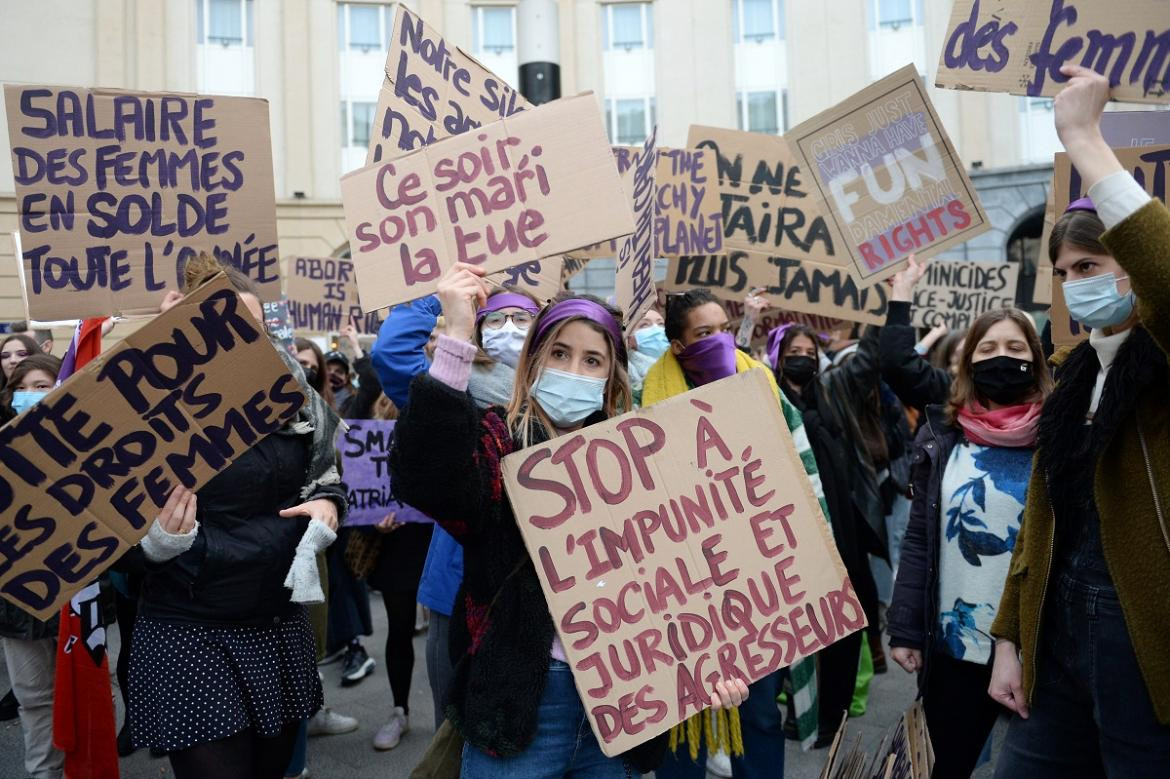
[
  {"xmin": 471, "ymin": 4, "xmax": 517, "ymax": 57},
  {"xmin": 732, "ymin": 0, "xmax": 783, "ymax": 44},
  {"xmin": 337, "ymin": 2, "xmax": 392, "ymax": 54},
  {"xmin": 735, "ymin": 89, "xmax": 785, "ymax": 135},
  {"xmin": 602, "ymin": 2, "xmax": 654, "ymax": 52},
  {"xmin": 198, "ymin": 0, "xmax": 254, "ymax": 47}
]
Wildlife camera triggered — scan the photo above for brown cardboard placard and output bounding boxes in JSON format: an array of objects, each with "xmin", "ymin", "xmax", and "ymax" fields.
[
  {"xmin": 686, "ymin": 125, "xmax": 851, "ymax": 270},
  {"xmin": 486, "ymin": 256, "xmax": 565, "ymax": 304},
  {"xmin": 935, "ymin": 1, "xmax": 1170, "ymax": 104},
  {"xmin": 665, "ymin": 252, "xmax": 889, "ymax": 326},
  {"xmin": 910, "ymin": 260, "xmax": 1020, "ymax": 331},
  {"xmin": 787, "ymin": 65, "xmax": 990, "ymax": 285},
  {"xmin": 0, "ymin": 276, "xmax": 307, "ymax": 620},
  {"xmin": 367, "ymin": 6, "xmax": 530, "ymax": 164},
  {"xmin": 570, "ymin": 146, "xmax": 724, "ymax": 260},
  {"xmin": 501, "ymin": 369, "xmax": 864, "ymax": 755},
  {"xmin": 286, "ymin": 257, "xmax": 382, "ymax": 334},
  {"xmin": 341, "ymin": 93, "xmax": 634, "ymax": 312},
  {"xmin": 4, "ymin": 85, "xmax": 280, "ymax": 320},
  {"xmin": 614, "ymin": 131, "xmax": 659, "ymax": 337},
  {"xmin": 1050, "ymin": 142, "xmax": 1170, "ymax": 346}
]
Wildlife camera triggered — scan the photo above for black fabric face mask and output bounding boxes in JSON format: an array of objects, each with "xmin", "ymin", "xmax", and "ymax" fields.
[
  {"xmin": 304, "ymin": 366, "xmax": 319, "ymax": 388},
  {"xmin": 972, "ymin": 355, "xmax": 1035, "ymax": 405},
  {"xmin": 782, "ymin": 355, "xmax": 818, "ymax": 386}
]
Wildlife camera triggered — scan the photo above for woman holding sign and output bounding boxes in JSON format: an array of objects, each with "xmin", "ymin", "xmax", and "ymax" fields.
[
  {"xmin": 988, "ymin": 68, "xmax": 1170, "ymax": 777},
  {"xmin": 884, "ymin": 307, "xmax": 1051, "ymax": 779},
  {"xmin": 389, "ymin": 264, "xmax": 748, "ymax": 778},
  {"xmin": 125, "ymin": 255, "xmax": 348, "ymax": 779}
]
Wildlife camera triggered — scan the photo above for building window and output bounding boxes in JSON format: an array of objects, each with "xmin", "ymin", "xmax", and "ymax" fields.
[
  {"xmin": 736, "ymin": 90, "xmax": 783, "ymax": 135},
  {"xmin": 606, "ymin": 97, "xmax": 655, "ymax": 145},
  {"xmin": 472, "ymin": 5, "xmax": 515, "ymax": 56},
  {"xmin": 342, "ymin": 101, "xmax": 377, "ymax": 149},
  {"xmin": 197, "ymin": 0, "xmax": 253, "ymax": 46},
  {"xmin": 602, "ymin": 3, "xmax": 653, "ymax": 51},
  {"xmin": 871, "ymin": 0, "xmax": 923, "ymax": 30},
  {"xmin": 732, "ymin": 0, "xmax": 783, "ymax": 43},
  {"xmin": 338, "ymin": 3, "xmax": 393, "ymax": 53}
]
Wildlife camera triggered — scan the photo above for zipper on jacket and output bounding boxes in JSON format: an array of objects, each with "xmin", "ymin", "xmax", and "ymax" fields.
[
  {"xmin": 1137, "ymin": 423, "xmax": 1170, "ymax": 559},
  {"xmin": 1029, "ymin": 473, "xmax": 1058, "ymax": 700}
]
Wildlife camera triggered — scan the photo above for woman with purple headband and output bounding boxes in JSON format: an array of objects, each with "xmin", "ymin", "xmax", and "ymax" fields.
[{"xmin": 388, "ymin": 263, "xmax": 748, "ymax": 777}]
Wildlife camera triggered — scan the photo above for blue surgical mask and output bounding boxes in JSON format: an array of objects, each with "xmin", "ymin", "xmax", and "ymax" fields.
[
  {"xmin": 1063, "ymin": 273, "xmax": 1136, "ymax": 330},
  {"xmin": 531, "ymin": 367, "xmax": 606, "ymax": 428},
  {"xmin": 481, "ymin": 321, "xmax": 527, "ymax": 368},
  {"xmin": 10, "ymin": 390, "xmax": 48, "ymax": 415},
  {"xmin": 634, "ymin": 325, "xmax": 669, "ymax": 359}
]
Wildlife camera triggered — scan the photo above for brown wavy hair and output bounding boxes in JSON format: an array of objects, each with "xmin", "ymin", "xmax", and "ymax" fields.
[
  {"xmin": 945, "ymin": 308, "xmax": 1053, "ymax": 425},
  {"xmin": 181, "ymin": 251, "xmax": 261, "ymax": 299},
  {"xmin": 0, "ymin": 334, "xmax": 43, "ymax": 379},
  {"xmin": 3, "ymin": 353, "xmax": 63, "ymax": 410},
  {"xmin": 1049, "ymin": 209, "xmax": 1108, "ymax": 264}
]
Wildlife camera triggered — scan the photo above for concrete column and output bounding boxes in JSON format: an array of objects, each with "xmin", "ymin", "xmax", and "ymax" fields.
[{"xmin": 518, "ymin": 0, "xmax": 560, "ymax": 104}]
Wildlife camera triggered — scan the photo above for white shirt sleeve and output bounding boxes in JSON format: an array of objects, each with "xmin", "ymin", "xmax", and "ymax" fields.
[{"xmin": 1087, "ymin": 170, "xmax": 1152, "ymax": 230}]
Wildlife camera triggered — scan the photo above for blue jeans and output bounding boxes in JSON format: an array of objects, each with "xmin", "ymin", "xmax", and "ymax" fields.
[
  {"xmin": 995, "ymin": 574, "xmax": 1170, "ymax": 778},
  {"xmin": 460, "ymin": 660, "xmax": 631, "ymax": 778},
  {"xmin": 656, "ymin": 670, "xmax": 785, "ymax": 779}
]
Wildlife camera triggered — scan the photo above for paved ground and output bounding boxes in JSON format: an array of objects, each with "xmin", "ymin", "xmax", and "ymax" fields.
[{"xmin": 1, "ymin": 593, "xmax": 1001, "ymax": 778}]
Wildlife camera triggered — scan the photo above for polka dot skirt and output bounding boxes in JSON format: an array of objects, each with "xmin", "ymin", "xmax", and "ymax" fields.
[{"xmin": 128, "ymin": 608, "xmax": 323, "ymax": 752}]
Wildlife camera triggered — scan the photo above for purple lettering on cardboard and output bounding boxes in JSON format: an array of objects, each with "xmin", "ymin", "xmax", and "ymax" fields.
[{"xmin": 340, "ymin": 419, "xmax": 431, "ymax": 526}]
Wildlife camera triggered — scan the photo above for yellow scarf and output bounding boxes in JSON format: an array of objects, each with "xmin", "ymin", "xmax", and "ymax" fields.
[{"xmin": 639, "ymin": 346, "xmax": 779, "ymax": 760}]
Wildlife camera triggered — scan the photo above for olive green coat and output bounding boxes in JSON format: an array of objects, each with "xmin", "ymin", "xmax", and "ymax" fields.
[{"xmin": 992, "ymin": 200, "xmax": 1170, "ymax": 724}]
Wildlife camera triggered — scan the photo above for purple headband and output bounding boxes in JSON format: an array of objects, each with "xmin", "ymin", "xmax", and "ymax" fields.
[
  {"xmin": 476, "ymin": 292, "xmax": 541, "ymax": 322},
  {"xmin": 530, "ymin": 299, "xmax": 627, "ymax": 364},
  {"xmin": 766, "ymin": 324, "xmax": 793, "ymax": 370},
  {"xmin": 1065, "ymin": 196, "xmax": 1097, "ymax": 214}
]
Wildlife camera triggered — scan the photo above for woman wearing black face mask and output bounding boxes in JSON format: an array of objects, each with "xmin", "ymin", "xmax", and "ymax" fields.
[{"xmin": 886, "ymin": 308, "xmax": 1052, "ymax": 778}]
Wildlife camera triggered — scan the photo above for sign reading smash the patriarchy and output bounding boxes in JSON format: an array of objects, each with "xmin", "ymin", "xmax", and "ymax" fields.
[{"xmin": 5, "ymin": 85, "xmax": 280, "ymax": 320}]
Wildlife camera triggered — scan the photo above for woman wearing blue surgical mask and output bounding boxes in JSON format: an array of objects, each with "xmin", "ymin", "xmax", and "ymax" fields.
[
  {"xmin": 3, "ymin": 353, "xmax": 60, "ymax": 417},
  {"xmin": 625, "ymin": 308, "xmax": 667, "ymax": 406},
  {"xmin": 388, "ymin": 263, "xmax": 748, "ymax": 778},
  {"xmin": 988, "ymin": 67, "xmax": 1170, "ymax": 777}
]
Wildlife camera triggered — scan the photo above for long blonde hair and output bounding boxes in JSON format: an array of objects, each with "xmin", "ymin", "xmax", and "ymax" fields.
[{"xmin": 505, "ymin": 294, "xmax": 631, "ymax": 447}]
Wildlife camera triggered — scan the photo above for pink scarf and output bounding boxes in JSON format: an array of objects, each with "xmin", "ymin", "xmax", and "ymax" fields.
[{"xmin": 956, "ymin": 400, "xmax": 1042, "ymax": 448}]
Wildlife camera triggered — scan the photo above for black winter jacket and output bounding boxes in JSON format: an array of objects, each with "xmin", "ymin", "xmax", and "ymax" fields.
[
  {"xmin": 879, "ymin": 301, "xmax": 951, "ymax": 410},
  {"xmin": 886, "ymin": 405, "xmax": 961, "ymax": 693},
  {"xmin": 338, "ymin": 355, "xmax": 383, "ymax": 420},
  {"xmin": 390, "ymin": 373, "xmax": 666, "ymax": 771},
  {"xmin": 138, "ymin": 431, "xmax": 347, "ymax": 626}
]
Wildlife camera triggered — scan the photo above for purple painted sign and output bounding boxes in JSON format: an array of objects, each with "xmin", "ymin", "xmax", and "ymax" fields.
[{"xmin": 340, "ymin": 419, "xmax": 431, "ymax": 526}]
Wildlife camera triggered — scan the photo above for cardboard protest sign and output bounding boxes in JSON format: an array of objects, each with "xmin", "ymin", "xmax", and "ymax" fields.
[
  {"xmin": 0, "ymin": 276, "xmax": 307, "ymax": 619},
  {"xmin": 4, "ymin": 85, "xmax": 280, "ymax": 320},
  {"xmin": 686, "ymin": 126, "xmax": 850, "ymax": 270},
  {"xmin": 910, "ymin": 260, "xmax": 1019, "ymax": 331},
  {"xmin": 561, "ymin": 256, "xmax": 591, "ymax": 283},
  {"xmin": 787, "ymin": 66, "xmax": 990, "ymax": 284},
  {"xmin": 262, "ymin": 297, "xmax": 297, "ymax": 356},
  {"xmin": 1050, "ymin": 142, "xmax": 1170, "ymax": 346},
  {"xmin": 341, "ymin": 93, "xmax": 634, "ymax": 312},
  {"xmin": 571, "ymin": 146, "xmax": 724, "ymax": 260},
  {"xmin": 666, "ymin": 252, "xmax": 889, "ymax": 326},
  {"xmin": 615, "ymin": 131, "xmax": 659, "ymax": 337},
  {"xmin": 935, "ymin": 0, "xmax": 1170, "ymax": 104},
  {"xmin": 731, "ymin": 305, "xmax": 845, "ymax": 351},
  {"xmin": 339, "ymin": 420, "xmax": 430, "ymax": 527},
  {"xmin": 487, "ymin": 257, "xmax": 565, "ymax": 303},
  {"xmin": 502, "ymin": 369, "xmax": 864, "ymax": 755},
  {"xmin": 367, "ymin": 6, "xmax": 530, "ymax": 164},
  {"xmin": 286, "ymin": 257, "xmax": 381, "ymax": 334}
]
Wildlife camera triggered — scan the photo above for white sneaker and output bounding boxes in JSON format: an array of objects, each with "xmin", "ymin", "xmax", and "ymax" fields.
[
  {"xmin": 373, "ymin": 707, "xmax": 409, "ymax": 750},
  {"xmin": 707, "ymin": 749, "xmax": 733, "ymax": 778},
  {"xmin": 307, "ymin": 707, "xmax": 359, "ymax": 737}
]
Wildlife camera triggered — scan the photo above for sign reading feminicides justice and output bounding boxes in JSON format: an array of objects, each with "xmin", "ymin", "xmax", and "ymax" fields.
[
  {"xmin": 787, "ymin": 66, "xmax": 989, "ymax": 284},
  {"xmin": 502, "ymin": 370, "xmax": 865, "ymax": 756}
]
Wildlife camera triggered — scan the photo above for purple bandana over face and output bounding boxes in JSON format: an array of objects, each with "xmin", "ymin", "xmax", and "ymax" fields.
[{"xmin": 677, "ymin": 331, "xmax": 737, "ymax": 386}]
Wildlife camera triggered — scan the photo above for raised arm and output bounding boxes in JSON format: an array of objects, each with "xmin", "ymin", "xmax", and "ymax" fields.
[
  {"xmin": 879, "ymin": 256, "xmax": 951, "ymax": 408},
  {"xmin": 371, "ymin": 295, "xmax": 442, "ymax": 409}
]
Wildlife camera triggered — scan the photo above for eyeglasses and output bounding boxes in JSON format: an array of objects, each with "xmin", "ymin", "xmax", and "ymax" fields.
[
  {"xmin": 482, "ymin": 312, "xmax": 534, "ymax": 331},
  {"xmin": 1, "ymin": 350, "xmax": 30, "ymax": 361}
]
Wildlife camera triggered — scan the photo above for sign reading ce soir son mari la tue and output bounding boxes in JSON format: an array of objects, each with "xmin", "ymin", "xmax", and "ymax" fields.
[
  {"xmin": 502, "ymin": 369, "xmax": 865, "ymax": 756},
  {"xmin": 787, "ymin": 65, "xmax": 990, "ymax": 284},
  {"xmin": 340, "ymin": 92, "xmax": 634, "ymax": 312},
  {"xmin": 0, "ymin": 276, "xmax": 307, "ymax": 620},
  {"xmin": 4, "ymin": 85, "xmax": 280, "ymax": 320},
  {"xmin": 935, "ymin": 0, "xmax": 1170, "ymax": 104}
]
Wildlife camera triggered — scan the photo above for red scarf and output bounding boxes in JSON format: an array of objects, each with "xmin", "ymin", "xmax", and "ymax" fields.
[{"xmin": 956, "ymin": 400, "xmax": 1042, "ymax": 448}]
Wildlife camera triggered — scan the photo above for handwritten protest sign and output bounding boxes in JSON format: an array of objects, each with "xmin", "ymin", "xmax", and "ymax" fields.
[
  {"xmin": 502, "ymin": 369, "xmax": 863, "ymax": 755},
  {"xmin": 4, "ymin": 85, "xmax": 280, "ymax": 320},
  {"xmin": 732, "ymin": 306, "xmax": 845, "ymax": 351},
  {"xmin": 909, "ymin": 260, "xmax": 1019, "ymax": 330},
  {"xmin": 487, "ymin": 257, "xmax": 565, "ymax": 303},
  {"xmin": 262, "ymin": 297, "xmax": 297, "ymax": 356},
  {"xmin": 341, "ymin": 93, "xmax": 634, "ymax": 311},
  {"xmin": 339, "ymin": 420, "xmax": 430, "ymax": 527},
  {"xmin": 787, "ymin": 66, "xmax": 989, "ymax": 284},
  {"xmin": 935, "ymin": 0, "xmax": 1170, "ymax": 104},
  {"xmin": 0, "ymin": 276, "xmax": 306, "ymax": 619},
  {"xmin": 368, "ymin": 6, "xmax": 529, "ymax": 163},
  {"xmin": 666, "ymin": 252, "xmax": 888, "ymax": 326},
  {"xmin": 561, "ymin": 256, "xmax": 590, "ymax": 284},
  {"xmin": 571, "ymin": 146, "xmax": 723, "ymax": 260},
  {"xmin": 686, "ymin": 126, "xmax": 849, "ymax": 270},
  {"xmin": 615, "ymin": 131, "xmax": 659, "ymax": 337},
  {"xmin": 287, "ymin": 257, "xmax": 381, "ymax": 334}
]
